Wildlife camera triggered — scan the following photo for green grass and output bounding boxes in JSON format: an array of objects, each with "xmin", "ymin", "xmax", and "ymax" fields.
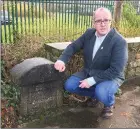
[
  {"xmin": 118, "ymin": 3, "xmax": 140, "ymax": 37},
  {"xmin": 1, "ymin": 13, "xmax": 92, "ymax": 43}
]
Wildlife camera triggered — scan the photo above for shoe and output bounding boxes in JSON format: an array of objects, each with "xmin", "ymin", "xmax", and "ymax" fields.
[
  {"xmin": 85, "ymin": 98, "xmax": 99, "ymax": 107},
  {"xmin": 101, "ymin": 105, "xmax": 114, "ymax": 119}
]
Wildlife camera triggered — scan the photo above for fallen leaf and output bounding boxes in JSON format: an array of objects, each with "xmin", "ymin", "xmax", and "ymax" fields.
[{"xmin": 120, "ymin": 112, "xmax": 131, "ymax": 118}]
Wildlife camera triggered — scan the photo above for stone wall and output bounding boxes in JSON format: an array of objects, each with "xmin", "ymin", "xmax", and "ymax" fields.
[
  {"xmin": 44, "ymin": 37, "xmax": 140, "ymax": 79},
  {"xmin": 125, "ymin": 38, "xmax": 140, "ymax": 78}
]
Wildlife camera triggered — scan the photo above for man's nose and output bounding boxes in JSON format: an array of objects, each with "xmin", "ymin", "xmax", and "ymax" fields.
[{"xmin": 101, "ymin": 21, "xmax": 105, "ymax": 26}]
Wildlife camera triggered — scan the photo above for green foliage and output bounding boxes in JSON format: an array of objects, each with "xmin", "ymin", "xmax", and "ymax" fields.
[
  {"xmin": 1, "ymin": 60, "xmax": 5, "ymax": 80},
  {"xmin": 1, "ymin": 80, "xmax": 20, "ymax": 108},
  {"xmin": 115, "ymin": 88, "xmax": 122, "ymax": 96},
  {"xmin": 63, "ymin": 90, "xmax": 70, "ymax": 98},
  {"xmin": 122, "ymin": 2, "xmax": 140, "ymax": 28},
  {"xmin": 117, "ymin": 2, "xmax": 140, "ymax": 37},
  {"xmin": 1, "ymin": 58, "xmax": 20, "ymax": 107}
]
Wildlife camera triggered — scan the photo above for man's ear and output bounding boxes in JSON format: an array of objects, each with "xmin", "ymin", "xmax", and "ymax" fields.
[{"xmin": 92, "ymin": 16, "xmax": 95, "ymax": 28}]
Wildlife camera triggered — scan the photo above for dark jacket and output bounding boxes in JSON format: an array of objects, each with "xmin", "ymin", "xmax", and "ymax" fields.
[{"xmin": 59, "ymin": 28, "xmax": 128, "ymax": 86}]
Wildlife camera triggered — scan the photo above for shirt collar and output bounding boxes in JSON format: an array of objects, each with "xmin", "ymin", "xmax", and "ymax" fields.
[
  {"xmin": 95, "ymin": 31, "xmax": 108, "ymax": 39},
  {"xmin": 95, "ymin": 28, "xmax": 112, "ymax": 39}
]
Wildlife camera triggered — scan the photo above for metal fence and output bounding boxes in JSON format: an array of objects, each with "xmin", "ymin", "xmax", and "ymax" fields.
[
  {"xmin": 1, "ymin": 0, "xmax": 115, "ymax": 43},
  {"xmin": 1, "ymin": 1, "xmax": 140, "ymax": 44}
]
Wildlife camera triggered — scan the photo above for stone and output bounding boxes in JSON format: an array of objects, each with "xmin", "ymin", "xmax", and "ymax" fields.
[
  {"xmin": 136, "ymin": 67, "xmax": 140, "ymax": 76},
  {"xmin": 128, "ymin": 51, "xmax": 136, "ymax": 61},
  {"xmin": 127, "ymin": 68, "xmax": 136, "ymax": 78},
  {"xmin": 136, "ymin": 53, "xmax": 140, "ymax": 59},
  {"xmin": 46, "ymin": 52, "xmax": 51, "ymax": 60},
  {"xmin": 128, "ymin": 43, "xmax": 134, "ymax": 51},
  {"xmin": 10, "ymin": 57, "xmax": 65, "ymax": 86},
  {"xmin": 129, "ymin": 61, "xmax": 137, "ymax": 67},
  {"xmin": 136, "ymin": 59, "xmax": 140, "ymax": 67},
  {"xmin": 126, "ymin": 37, "xmax": 140, "ymax": 44},
  {"xmin": 20, "ymin": 81, "xmax": 63, "ymax": 116},
  {"xmin": 10, "ymin": 57, "xmax": 65, "ymax": 116},
  {"xmin": 45, "ymin": 42, "xmax": 70, "ymax": 50},
  {"xmin": 44, "ymin": 42, "xmax": 70, "ymax": 62}
]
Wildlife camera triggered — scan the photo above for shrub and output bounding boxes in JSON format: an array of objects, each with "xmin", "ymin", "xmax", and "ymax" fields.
[
  {"xmin": 122, "ymin": 2, "xmax": 140, "ymax": 28},
  {"xmin": 118, "ymin": 2, "xmax": 140, "ymax": 37}
]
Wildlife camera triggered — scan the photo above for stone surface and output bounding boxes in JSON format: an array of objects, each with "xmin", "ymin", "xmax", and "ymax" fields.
[
  {"xmin": 126, "ymin": 37, "xmax": 140, "ymax": 44},
  {"xmin": 136, "ymin": 67, "xmax": 140, "ymax": 75},
  {"xmin": 20, "ymin": 81, "xmax": 63, "ymax": 116},
  {"xmin": 44, "ymin": 42, "xmax": 71, "ymax": 62},
  {"xmin": 46, "ymin": 42, "xmax": 71, "ymax": 50},
  {"xmin": 10, "ymin": 57, "xmax": 65, "ymax": 86},
  {"xmin": 136, "ymin": 59, "xmax": 140, "ymax": 67},
  {"xmin": 10, "ymin": 57, "xmax": 65, "ymax": 116},
  {"xmin": 136, "ymin": 54, "xmax": 140, "ymax": 59},
  {"xmin": 98, "ymin": 86, "xmax": 140, "ymax": 128},
  {"xmin": 129, "ymin": 61, "xmax": 138, "ymax": 67}
]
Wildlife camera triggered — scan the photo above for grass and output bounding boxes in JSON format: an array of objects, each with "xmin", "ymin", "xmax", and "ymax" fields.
[
  {"xmin": 118, "ymin": 2, "xmax": 140, "ymax": 37},
  {"xmin": 118, "ymin": 20, "xmax": 140, "ymax": 37},
  {"xmin": 1, "ymin": 13, "xmax": 91, "ymax": 43}
]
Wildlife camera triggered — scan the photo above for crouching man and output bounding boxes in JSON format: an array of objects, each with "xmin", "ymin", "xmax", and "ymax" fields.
[{"xmin": 54, "ymin": 7, "xmax": 128, "ymax": 119}]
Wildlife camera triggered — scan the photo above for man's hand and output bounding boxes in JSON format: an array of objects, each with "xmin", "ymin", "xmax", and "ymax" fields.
[
  {"xmin": 54, "ymin": 60, "xmax": 66, "ymax": 72},
  {"xmin": 79, "ymin": 79, "xmax": 91, "ymax": 88}
]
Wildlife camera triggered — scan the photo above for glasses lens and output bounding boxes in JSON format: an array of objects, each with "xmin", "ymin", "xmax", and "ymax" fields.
[{"xmin": 95, "ymin": 19, "xmax": 110, "ymax": 24}]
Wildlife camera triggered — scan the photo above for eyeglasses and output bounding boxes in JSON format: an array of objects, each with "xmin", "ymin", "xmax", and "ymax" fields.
[{"xmin": 94, "ymin": 19, "xmax": 111, "ymax": 25}]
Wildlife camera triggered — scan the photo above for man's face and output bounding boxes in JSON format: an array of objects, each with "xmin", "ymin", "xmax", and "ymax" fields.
[{"xmin": 94, "ymin": 10, "xmax": 111, "ymax": 36}]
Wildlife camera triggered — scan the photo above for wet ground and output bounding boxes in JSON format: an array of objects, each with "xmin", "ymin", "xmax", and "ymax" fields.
[
  {"xmin": 19, "ymin": 77, "xmax": 140, "ymax": 128},
  {"xmin": 20, "ymin": 105, "xmax": 102, "ymax": 128}
]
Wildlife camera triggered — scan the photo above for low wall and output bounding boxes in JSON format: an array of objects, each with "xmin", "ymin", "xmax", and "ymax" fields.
[{"xmin": 44, "ymin": 37, "xmax": 140, "ymax": 79}]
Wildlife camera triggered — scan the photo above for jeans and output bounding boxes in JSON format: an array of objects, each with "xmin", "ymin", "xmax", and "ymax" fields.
[{"xmin": 65, "ymin": 75, "xmax": 119, "ymax": 107}]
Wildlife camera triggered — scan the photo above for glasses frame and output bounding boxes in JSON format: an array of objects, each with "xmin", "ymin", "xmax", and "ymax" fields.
[{"xmin": 94, "ymin": 19, "xmax": 111, "ymax": 25}]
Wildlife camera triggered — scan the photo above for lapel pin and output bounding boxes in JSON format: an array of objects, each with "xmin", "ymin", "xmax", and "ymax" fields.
[{"xmin": 101, "ymin": 47, "xmax": 103, "ymax": 50}]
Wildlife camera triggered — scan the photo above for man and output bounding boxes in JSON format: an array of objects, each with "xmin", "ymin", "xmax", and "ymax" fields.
[{"xmin": 54, "ymin": 7, "xmax": 128, "ymax": 119}]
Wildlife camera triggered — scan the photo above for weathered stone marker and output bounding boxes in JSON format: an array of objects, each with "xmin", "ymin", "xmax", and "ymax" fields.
[{"xmin": 10, "ymin": 57, "xmax": 65, "ymax": 116}]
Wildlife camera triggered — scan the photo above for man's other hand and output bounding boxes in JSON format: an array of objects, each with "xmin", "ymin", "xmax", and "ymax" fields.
[
  {"xmin": 79, "ymin": 80, "xmax": 90, "ymax": 88},
  {"xmin": 54, "ymin": 60, "xmax": 66, "ymax": 72}
]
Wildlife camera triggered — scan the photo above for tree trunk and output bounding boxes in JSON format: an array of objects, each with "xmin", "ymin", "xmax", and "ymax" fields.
[{"xmin": 113, "ymin": 1, "xmax": 123, "ymax": 28}]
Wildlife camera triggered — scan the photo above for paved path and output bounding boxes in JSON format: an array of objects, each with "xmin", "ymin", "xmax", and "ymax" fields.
[{"xmin": 98, "ymin": 86, "xmax": 140, "ymax": 128}]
